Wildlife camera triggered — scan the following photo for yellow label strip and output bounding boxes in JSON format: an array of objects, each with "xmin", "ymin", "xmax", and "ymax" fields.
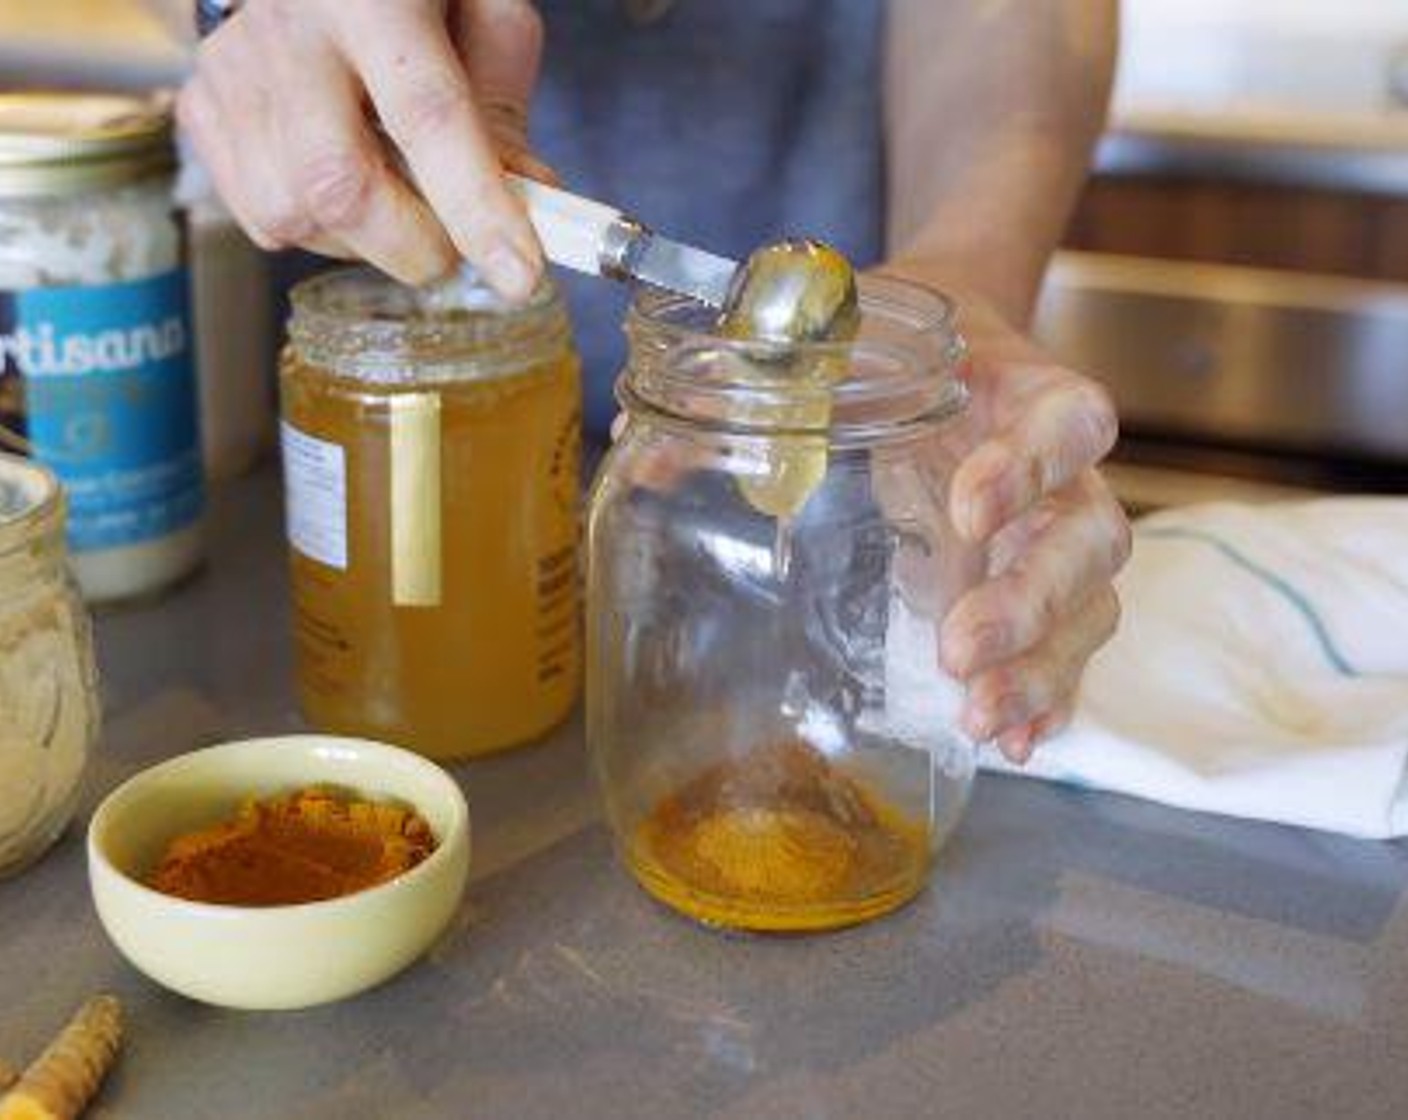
[{"xmin": 388, "ymin": 392, "xmax": 442, "ymax": 607}]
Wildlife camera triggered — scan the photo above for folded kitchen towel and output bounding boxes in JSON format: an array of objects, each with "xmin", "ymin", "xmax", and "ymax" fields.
[{"xmin": 978, "ymin": 497, "xmax": 1408, "ymax": 839}]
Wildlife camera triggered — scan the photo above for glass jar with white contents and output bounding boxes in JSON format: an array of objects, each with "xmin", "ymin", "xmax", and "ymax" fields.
[
  {"xmin": 0, "ymin": 93, "xmax": 204, "ymax": 603},
  {"xmin": 0, "ymin": 453, "xmax": 99, "ymax": 878},
  {"xmin": 588, "ymin": 278, "xmax": 984, "ymax": 933}
]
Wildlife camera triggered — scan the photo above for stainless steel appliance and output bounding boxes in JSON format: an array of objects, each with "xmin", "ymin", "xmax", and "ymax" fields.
[
  {"xmin": 1037, "ymin": 250, "xmax": 1408, "ymax": 511},
  {"xmin": 1054, "ymin": 1, "xmax": 1408, "ymax": 511}
]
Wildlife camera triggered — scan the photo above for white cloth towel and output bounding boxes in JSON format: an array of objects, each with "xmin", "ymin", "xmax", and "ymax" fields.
[{"xmin": 978, "ymin": 498, "xmax": 1408, "ymax": 839}]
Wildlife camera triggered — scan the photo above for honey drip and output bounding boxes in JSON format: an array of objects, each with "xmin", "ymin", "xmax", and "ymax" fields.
[
  {"xmin": 718, "ymin": 239, "xmax": 859, "ymax": 521},
  {"xmin": 628, "ymin": 740, "xmax": 930, "ymax": 932}
]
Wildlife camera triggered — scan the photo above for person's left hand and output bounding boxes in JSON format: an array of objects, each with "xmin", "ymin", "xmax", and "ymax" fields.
[
  {"xmin": 925, "ymin": 288, "xmax": 1130, "ymax": 763},
  {"xmin": 609, "ymin": 263, "xmax": 1127, "ymax": 765}
]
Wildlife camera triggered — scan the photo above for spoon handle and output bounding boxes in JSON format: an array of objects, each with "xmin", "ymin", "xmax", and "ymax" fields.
[{"xmin": 508, "ymin": 173, "xmax": 738, "ymax": 307}]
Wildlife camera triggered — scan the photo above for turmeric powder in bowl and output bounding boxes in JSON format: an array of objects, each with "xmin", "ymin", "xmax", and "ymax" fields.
[
  {"xmin": 146, "ymin": 787, "xmax": 437, "ymax": 907},
  {"xmin": 91, "ymin": 735, "xmax": 470, "ymax": 1009}
]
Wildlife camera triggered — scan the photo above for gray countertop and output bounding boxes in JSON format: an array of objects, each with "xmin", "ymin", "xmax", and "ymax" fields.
[{"xmin": 2, "ymin": 468, "xmax": 1407, "ymax": 1120}]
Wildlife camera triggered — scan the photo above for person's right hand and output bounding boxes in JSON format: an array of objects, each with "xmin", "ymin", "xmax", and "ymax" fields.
[{"xmin": 177, "ymin": 0, "xmax": 549, "ymax": 298}]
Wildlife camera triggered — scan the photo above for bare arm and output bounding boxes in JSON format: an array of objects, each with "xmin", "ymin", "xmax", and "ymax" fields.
[
  {"xmin": 879, "ymin": 1, "xmax": 1128, "ymax": 760},
  {"xmin": 884, "ymin": 0, "xmax": 1117, "ymax": 325}
]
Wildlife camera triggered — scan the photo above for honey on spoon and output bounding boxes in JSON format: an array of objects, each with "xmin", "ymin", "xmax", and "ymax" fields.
[{"xmin": 717, "ymin": 237, "xmax": 860, "ymax": 572}]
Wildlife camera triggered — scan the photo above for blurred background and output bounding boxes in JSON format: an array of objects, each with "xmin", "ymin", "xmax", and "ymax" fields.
[
  {"xmin": 2, "ymin": 0, "xmax": 1405, "ymax": 508},
  {"xmin": 1051, "ymin": 0, "xmax": 1408, "ymax": 510}
]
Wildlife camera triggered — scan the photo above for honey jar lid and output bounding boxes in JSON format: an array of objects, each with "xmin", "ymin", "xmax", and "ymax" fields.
[{"xmin": 0, "ymin": 92, "xmax": 176, "ymax": 198}]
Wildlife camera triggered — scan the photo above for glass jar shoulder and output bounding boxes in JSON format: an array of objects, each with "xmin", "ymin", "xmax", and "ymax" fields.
[{"xmin": 593, "ymin": 413, "xmax": 972, "ymax": 521}]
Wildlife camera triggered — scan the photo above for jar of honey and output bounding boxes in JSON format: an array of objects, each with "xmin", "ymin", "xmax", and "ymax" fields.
[
  {"xmin": 587, "ymin": 277, "xmax": 983, "ymax": 932},
  {"xmin": 280, "ymin": 269, "xmax": 581, "ymax": 760}
]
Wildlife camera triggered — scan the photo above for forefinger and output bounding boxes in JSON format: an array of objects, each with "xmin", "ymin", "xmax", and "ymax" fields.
[
  {"xmin": 270, "ymin": 28, "xmax": 456, "ymax": 284},
  {"xmin": 333, "ymin": 0, "xmax": 541, "ymax": 300}
]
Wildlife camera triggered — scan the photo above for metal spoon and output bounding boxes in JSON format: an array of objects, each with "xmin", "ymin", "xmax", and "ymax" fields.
[
  {"xmin": 719, "ymin": 238, "xmax": 860, "ymax": 345},
  {"xmin": 505, "ymin": 176, "xmax": 860, "ymax": 343},
  {"xmin": 714, "ymin": 238, "xmax": 860, "ymax": 520}
]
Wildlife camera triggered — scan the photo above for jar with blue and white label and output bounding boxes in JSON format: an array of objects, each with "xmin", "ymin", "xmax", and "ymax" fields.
[{"xmin": 0, "ymin": 93, "xmax": 203, "ymax": 603}]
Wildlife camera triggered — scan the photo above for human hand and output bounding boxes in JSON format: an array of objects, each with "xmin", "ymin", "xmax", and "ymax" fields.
[
  {"xmin": 177, "ymin": 0, "xmax": 550, "ymax": 296},
  {"xmin": 922, "ymin": 288, "xmax": 1129, "ymax": 763}
]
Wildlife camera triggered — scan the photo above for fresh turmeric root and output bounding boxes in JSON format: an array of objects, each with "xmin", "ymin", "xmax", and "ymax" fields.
[{"xmin": 0, "ymin": 995, "xmax": 123, "ymax": 1120}]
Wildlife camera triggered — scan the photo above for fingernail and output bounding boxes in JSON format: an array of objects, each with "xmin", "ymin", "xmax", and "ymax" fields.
[
  {"xmin": 969, "ymin": 693, "xmax": 1026, "ymax": 741},
  {"xmin": 964, "ymin": 703, "xmax": 998, "ymax": 742},
  {"xmin": 968, "ymin": 489, "xmax": 997, "ymax": 541},
  {"xmin": 999, "ymin": 727, "xmax": 1035, "ymax": 765},
  {"xmin": 954, "ymin": 493, "xmax": 981, "ymax": 542},
  {"xmin": 958, "ymin": 455, "xmax": 1009, "ymax": 541},
  {"xmin": 482, "ymin": 237, "xmax": 538, "ymax": 302}
]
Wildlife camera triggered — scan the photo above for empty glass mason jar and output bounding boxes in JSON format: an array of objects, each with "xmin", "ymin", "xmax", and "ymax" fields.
[
  {"xmin": 0, "ymin": 453, "xmax": 99, "ymax": 878},
  {"xmin": 587, "ymin": 277, "xmax": 984, "ymax": 932}
]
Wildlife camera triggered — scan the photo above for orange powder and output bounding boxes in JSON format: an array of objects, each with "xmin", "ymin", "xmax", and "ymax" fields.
[
  {"xmin": 627, "ymin": 739, "xmax": 931, "ymax": 932},
  {"xmin": 146, "ymin": 788, "xmax": 437, "ymax": 906}
]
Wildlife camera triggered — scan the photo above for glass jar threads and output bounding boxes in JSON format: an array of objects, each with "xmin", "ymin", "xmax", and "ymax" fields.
[
  {"xmin": 0, "ymin": 453, "xmax": 99, "ymax": 877},
  {"xmin": 280, "ymin": 269, "xmax": 582, "ymax": 760},
  {"xmin": 587, "ymin": 277, "xmax": 983, "ymax": 932},
  {"xmin": 0, "ymin": 93, "xmax": 204, "ymax": 604}
]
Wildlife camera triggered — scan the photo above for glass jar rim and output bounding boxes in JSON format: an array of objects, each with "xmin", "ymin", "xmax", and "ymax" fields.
[
  {"xmin": 626, "ymin": 272, "xmax": 960, "ymax": 354},
  {"xmin": 0, "ymin": 453, "xmax": 63, "ymax": 557},
  {"xmin": 622, "ymin": 275, "xmax": 968, "ymax": 439},
  {"xmin": 287, "ymin": 266, "xmax": 572, "ymax": 384}
]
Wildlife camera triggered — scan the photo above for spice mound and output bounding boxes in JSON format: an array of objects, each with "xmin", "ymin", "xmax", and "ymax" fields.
[
  {"xmin": 629, "ymin": 739, "xmax": 929, "ymax": 932},
  {"xmin": 146, "ymin": 788, "xmax": 436, "ymax": 907}
]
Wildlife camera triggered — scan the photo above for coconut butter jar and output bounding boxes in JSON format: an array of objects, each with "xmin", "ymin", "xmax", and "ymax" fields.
[
  {"xmin": 0, "ymin": 93, "xmax": 204, "ymax": 604},
  {"xmin": 280, "ymin": 268, "xmax": 582, "ymax": 761}
]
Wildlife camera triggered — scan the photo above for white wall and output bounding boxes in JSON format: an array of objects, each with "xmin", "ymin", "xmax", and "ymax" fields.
[{"xmin": 1116, "ymin": 0, "xmax": 1408, "ymax": 115}]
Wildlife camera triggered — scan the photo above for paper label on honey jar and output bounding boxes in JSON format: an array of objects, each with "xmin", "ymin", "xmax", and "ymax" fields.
[
  {"xmin": 280, "ymin": 421, "xmax": 347, "ymax": 569},
  {"xmin": 388, "ymin": 392, "xmax": 442, "ymax": 607}
]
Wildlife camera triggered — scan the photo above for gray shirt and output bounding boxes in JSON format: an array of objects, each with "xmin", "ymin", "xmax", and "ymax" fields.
[{"xmin": 532, "ymin": 0, "xmax": 886, "ymax": 435}]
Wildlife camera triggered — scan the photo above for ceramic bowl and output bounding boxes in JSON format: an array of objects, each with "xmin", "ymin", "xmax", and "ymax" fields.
[{"xmin": 87, "ymin": 734, "xmax": 470, "ymax": 1011}]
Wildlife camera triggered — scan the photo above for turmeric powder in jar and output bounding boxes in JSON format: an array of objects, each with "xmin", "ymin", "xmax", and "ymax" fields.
[
  {"xmin": 281, "ymin": 270, "xmax": 581, "ymax": 760},
  {"xmin": 629, "ymin": 740, "xmax": 931, "ymax": 931}
]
